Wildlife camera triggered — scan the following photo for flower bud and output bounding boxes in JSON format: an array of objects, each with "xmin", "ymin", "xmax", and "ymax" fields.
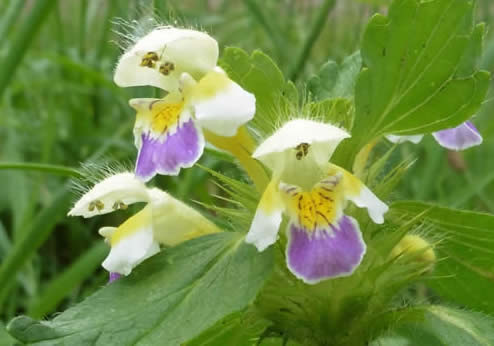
[{"xmin": 390, "ymin": 235, "xmax": 436, "ymax": 268}]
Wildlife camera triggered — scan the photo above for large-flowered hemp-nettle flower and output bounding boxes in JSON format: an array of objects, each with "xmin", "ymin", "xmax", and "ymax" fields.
[
  {"xmin": 386, "ymin": 120, "xmax": 482, "ymax": 151},
  {"xmin": 245, "ymin": 119, "xmax": 389, "ymax": 284},
  {"xmin": 68, "ymin": 172, "xmax": 219, "ymax": 276},
  {"xmin": 114, "ymin": 27, "xmax": 256, "ymax": 181}
]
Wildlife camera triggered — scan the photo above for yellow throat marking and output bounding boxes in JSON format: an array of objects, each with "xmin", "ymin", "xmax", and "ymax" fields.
[
  {"xmin": 282, "ymin": 174, "xmax": 344, "ymax": 232},
  {"xmin": 149, "ymin": 101, "xmax": 184, "ymax": 134}
]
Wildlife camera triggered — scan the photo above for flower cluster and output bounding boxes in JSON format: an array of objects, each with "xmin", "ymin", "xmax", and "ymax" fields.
[{"xmin": 68, "ymin": 26, "xmax": 482, "ymax": 284}]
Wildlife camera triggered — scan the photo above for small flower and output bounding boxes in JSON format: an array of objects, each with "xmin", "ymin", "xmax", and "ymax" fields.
[
  {"xmin": 69, "ymin": 172, "xmax": 219, "ymax": 276},
  {"xmin": 129, "ymin": 68, "xmax": 255, "ymax": 181},
  {"xmin": 114, "ymin": 27, "xmax": 256, "ymax": 181},
  {"xmin": 386, "ymin": 120, "xmax": 482, "ymax": 151},
  {"xmin": 245, "ymin": 119, "xmax": 389, "ymax": 284}
]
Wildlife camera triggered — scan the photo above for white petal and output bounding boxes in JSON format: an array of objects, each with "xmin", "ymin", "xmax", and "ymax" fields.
[
  {"xmin": 348, "ymin": 185, "xmax": 389, "ymax": 224},
  {"xmin": 386, "ymin": 134, "xmax": 424, "ymax": 144},
  {"xmin": 329, "ymin": 164, "xmax": 389, "ymax": 224},
  {"xmin": 114, "ymin": 27, "xmax": 218, "ymax": 91},
  {"xmin": 246, "ymin": 208, "xmax": 283, "ymax": 251},
  {"xmin": 147, "ymin": 188, "xmax": 220, "ymax": 246},
  {"xmin": 253, "ymin": 119, "xmax": 350, "ymax": 171},
  {"xmin": 68, "ymin": 172, "xmax": 149, "ymax": 218},
  {"xmin": 245, "ymin": 180, "xmax": 284, "ymax": 251},
  {"xmin": 186, "ymin": 68, "xmax": 256, "ymax": 137},
  {"xmin": 102, "ymin": 207, "xmax": 160, "ymax": 275}
]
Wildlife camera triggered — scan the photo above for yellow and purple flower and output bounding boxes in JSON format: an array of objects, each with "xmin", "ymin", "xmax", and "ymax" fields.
[
  {"xmin": 68, "ymin": 172, "xmax": 219, "ymax": 277},
  {"xmin": 114, "ymin": 27, "xmax": 256, "ymax": 181},
  {"xmin": 245, "ymin": 119, "xmax": 389, "ymax": 284}
]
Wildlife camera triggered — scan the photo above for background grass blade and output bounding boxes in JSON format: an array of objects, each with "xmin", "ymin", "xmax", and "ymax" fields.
[
  {"xmin": 27, "ymin": 242, "xmax": 108, "ymax": 318},
  {"xmin": 0, "ymin": 162, "xmax": 81, "ymax": 178},
  {"xmin": 0, "ymin": 122, "xmax": 132, "ymax": 312},
  {"xmin": 0, "ymin": 0, "xmax": 56, "ymax": 98},
  {"xmin": 289, "ymin": 0, "xmax": 336, "ymax": 81}
]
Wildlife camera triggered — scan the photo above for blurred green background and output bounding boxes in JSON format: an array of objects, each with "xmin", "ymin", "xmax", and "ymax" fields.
[{"xmin": 0, "ymin": 0, "xmax": 492, "ymax": 331}]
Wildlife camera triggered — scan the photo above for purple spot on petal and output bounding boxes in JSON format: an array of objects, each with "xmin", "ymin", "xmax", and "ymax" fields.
[
  {"xmin": 432, "ymin": 121, "xmax": 482, "ymax": 151},
  {"xmin": 135, "ymin": 119, "xmax": 204, "ymax": 181},
  {"xmin": 109, "ymin": 272, "xmax": 121, "ymax": 283},
  {"xmin": 286, "ymin": 215, "xmax": 366, "ymax": 284}
]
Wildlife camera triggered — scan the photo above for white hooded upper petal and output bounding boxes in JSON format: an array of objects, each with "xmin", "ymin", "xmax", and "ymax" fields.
[
  {"xmin": 185, "ymin": 68, "xmax": 256, "ymax": 137},
  {"xmin": 68, "ymin": 172, "xmax": 149, "ymax": 218},
  {"xmin": 114, "ymin": 27, "xmax": 218, "ymax": 91},
  {"xmin": 102, "ymin": 207, "xmax": 160, "ymax": 275},
  {"xmin": 253, "ymin": 119, "xmax": 350, "ymax": 174}
]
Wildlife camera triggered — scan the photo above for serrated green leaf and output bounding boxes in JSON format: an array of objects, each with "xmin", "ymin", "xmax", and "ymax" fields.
[
  {"xmin": 220, "ymin": 47, "xmax": 293, "ymax": 137},
  {"xmin": 308, "ymin": 51, "xmax": 361, "ymax": 101},
  {"xmin": 353, "ymin": 0, "xmax": 490, "ymax": 140},
  {"xmin": 390, "ymin": 201, "xmax": 494, "ymax": 314},
  {"xmin": 7, "ymin": 233, "xmax": 273, "ymax": 345},
  {"xmin": 371, "ymin": 305, "xmax": 494, "ymax": 346},
  {"xmin": 220, "ymin": 48, "xmax": 285, "ymax": 110}
]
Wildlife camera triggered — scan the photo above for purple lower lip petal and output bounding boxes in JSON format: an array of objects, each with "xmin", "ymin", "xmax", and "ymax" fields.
[
  {"xmin": 135, "ymin": 119, "xmax": 204, "ymax": 181},
  {"xmin": 432, "ymin": 120, "xmax": 482, "ymax": 151},
  {"xmin": 286, "ymin": 215, "xmax": 366, "ymax": 284},
  {"xmin": 108, "ymin": 272, "xmax": 122, "ymax": 283}
]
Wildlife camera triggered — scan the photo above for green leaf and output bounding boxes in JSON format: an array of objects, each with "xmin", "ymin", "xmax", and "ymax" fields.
[
  {"xmin": 220, "ymin": 48, "xmax": 285, "ymax": 109},
  {"xmin": 353, "ymin": 0, "xmax": 490, "ymax": 140},
  {"xmin": 185, "ymin": 311, "xmax": 271, "ymax": 346},
  {"xmin": 371, "ymin": 305, "xmax": 494, "ymax": 346},
  {"xmin": 390, "ymin": 201, "xmax": 494, "ymax": 314},
  {"xmin": 0, "ymin": 322, "xmax": 15, "ymax": 346},
  {"xmin": 220, "ymin": 48, "xmax": 293, "ymax": 137},
  {"xmin": 27, "ymin": 242, "xmax": 108, "ymax": 318},
  {"xmin": 7, "ymin": 233, "xmax": 273, "ymax": 345},
  {"xmin": 308, "ymin": 51, "xmax": 362, "ymax": 101}
]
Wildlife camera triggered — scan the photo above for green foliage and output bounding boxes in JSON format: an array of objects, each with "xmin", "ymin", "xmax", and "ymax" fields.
[
  {"xmin": 335, "ymin": 0, "xmax": 490, "ymax": 168},
  {"xmin": 0, "ymin": 322, "xmax": 14, "ymax": 346},
  {"xmin": 372, "ymin": 305, "xmax": 494, "ymax": 346},
  {"xmin": 359, "ymin": 0, "xmax": 488, "ymax": 135},
  {"xmin": 7, "ymin": 233, "xmax": 273, "ymax": 345},
  {"xmin": 391, "ymin": 201, "xmax": 494, "ymax": 314},
  {"xmin": 1, "ymin": 0, "xmax": 494, "ymax": 345},
  {"xmin": 186, "ymin": 311, "xmax": 272, "ymax": 346},
  {"xmin": 308, "ymin": 51, "xmax": 362, "ymax": 100},
  {"xmin": 27, "ymin": 242, "xmax": 108, "ymax": 318},
  {"xmin": 220, "ymin": 47, "xmax": 294, "ymax": 138}
]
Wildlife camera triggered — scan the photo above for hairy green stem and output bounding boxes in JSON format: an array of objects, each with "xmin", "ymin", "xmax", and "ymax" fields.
[
  {"xmin": 0, "ymin": 162, "xmax": 82, "ymax": 177},
  {"xmin": 289, "ymin": 0, "xmax": 336, "ymax": 81}
]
